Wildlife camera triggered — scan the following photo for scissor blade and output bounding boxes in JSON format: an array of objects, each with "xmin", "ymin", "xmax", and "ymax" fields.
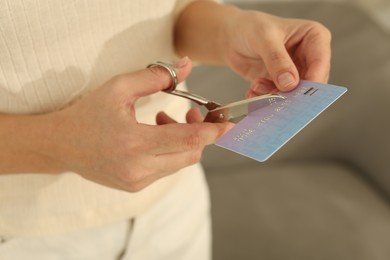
[{"xmin": 204, "ymin": 94, "xmax": 285, "ymax": 123}]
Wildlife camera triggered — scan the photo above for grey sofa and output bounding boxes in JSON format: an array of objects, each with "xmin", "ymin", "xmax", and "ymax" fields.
[{"xmin": 186, "ymin": 2, "xmax": 390, "ymax": 260}]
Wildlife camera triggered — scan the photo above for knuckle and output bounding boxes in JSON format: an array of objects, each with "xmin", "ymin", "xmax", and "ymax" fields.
[
  {"xmin": 309, "ymin": 21, "xmax": 332, "ymax": 41},
  {"xmin": 269, "ymin": 50, "xmax": 286, "ymax": 62},
  {"xmin": 322, "ymin": 26, "xmax": 332, "ymax": 41},
  {"xmin": 183, "ymin": 133, "xmax": 202, "ymax": 150}
]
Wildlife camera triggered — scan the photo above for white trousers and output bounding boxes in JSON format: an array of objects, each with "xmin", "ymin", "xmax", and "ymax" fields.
[{"xmin": 0, "ymin": 165, "xmax": 211, "ymax": 260}]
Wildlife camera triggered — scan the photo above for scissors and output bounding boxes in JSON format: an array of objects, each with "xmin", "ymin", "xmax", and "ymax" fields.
[{"xmin": 147, "ymin": 61, "xmax": 285, "ymax": 123}]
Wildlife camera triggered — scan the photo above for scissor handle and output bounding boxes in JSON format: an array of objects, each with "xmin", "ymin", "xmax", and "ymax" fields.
[
  {"xmin": 147, "ymin": 61, "xmax": 178, "ymax": 92},
  {"xmin": 168, "ymin": 89, "xmax": 221, "ymax": 110},
  {"xmin": 147, "ymin": 61, "xmax": 221, "ymax": 110}
]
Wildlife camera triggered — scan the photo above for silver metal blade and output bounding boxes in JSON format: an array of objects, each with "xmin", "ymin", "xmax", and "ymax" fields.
[{"xmin": 204, "ymin": 94, "xmax": 285, "ymax": 123}]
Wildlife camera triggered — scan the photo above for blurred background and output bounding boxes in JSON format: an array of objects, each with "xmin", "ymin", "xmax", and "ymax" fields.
[
  {"xmin": 186, "ymin": 0, "xmax": 390, "ymax": 259},
  {"xmin": 225, "ymin": 0, "xmax": 390, "ymax": 31}
]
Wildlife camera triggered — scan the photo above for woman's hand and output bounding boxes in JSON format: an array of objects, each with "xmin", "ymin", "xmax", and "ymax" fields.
[
  {"xmin": 222, "ymin": 9, "xmax": 331, "ymax": 97},
  {"xmin": 0, "ymin": 58, "xmax": 230, "ymax": 192},
  {"xmin": 52, "ymin": 58, "xmax": 230, "ymax": 192},
  {"xmin": 175, "ymin": 1, "xmax": 331, "ymax": 96}
]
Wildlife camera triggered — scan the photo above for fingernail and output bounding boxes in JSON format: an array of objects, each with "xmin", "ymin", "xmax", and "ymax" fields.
[
  {"xmin": 277, "ymin": 72, "xmax": 295, "ymax": 89},
  {"xmin": 174, "ymin": 56, "xmax": 189, "ymax": 68}
]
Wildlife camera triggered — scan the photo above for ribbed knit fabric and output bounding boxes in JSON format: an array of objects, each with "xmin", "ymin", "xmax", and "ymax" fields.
[{"xmin": 0, "ymin": 0, "xmax": 197, "ymax": 237}]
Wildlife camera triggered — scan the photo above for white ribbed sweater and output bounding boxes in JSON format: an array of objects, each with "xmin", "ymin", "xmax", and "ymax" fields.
[{"xmin": 0, "ymin": 0, "xmax": 195, "ymax": 237}]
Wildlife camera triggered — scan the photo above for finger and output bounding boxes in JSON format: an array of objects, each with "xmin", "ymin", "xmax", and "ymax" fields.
[
  {"xmin": 227, "ymin": 52, "xmax": 270, "ymax": 81},
  {"xmin": 123, "ymin": 56, "xmax": 193, "ymax": 98},
  {"xmin": 246, "ymin": 90, "xmax": 256, "ymax": 98},
  {"xmin": 152, "ymin": 150, "xmax": 203, "ymax": 174},
  {"xmin": 123, "ymin": 149, "xmax": 204, "ymax": 191},
  {"xmin": 249, "ymin": 78, "xmax": 278, "ymax": 96},
  {"xmin": 156, "ymin": 111, "xmax": 177, "ymax": 125},
  {"xmin": 304, "ymin": 58, "xmax": 330, "ymax": 83},
  {"xmin": 288, "ymin": 21, "xmax": 331, "ymax": 83},
  {"xmin": 301, "ymin": 28, "xmax": 331, "ymax": 83},
  {"xmin": 156, "ymin": 108, "xmax": 204, "ymax": 125},
  {"xmin": 139, "ymin": 122, "xmax": 230, "ymax": 154},
  {"xmin": 186, "ymin": 107, "xmax": 204, "ymax": 123},
  {"xmin": 258, "ymin": 38, "xmax": 299, "ymax": 91}
]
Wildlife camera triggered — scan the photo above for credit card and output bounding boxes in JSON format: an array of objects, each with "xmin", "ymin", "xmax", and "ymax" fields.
[{"xmin": 215, "ymin": 80, "xmax": 347, "ymax": 162}]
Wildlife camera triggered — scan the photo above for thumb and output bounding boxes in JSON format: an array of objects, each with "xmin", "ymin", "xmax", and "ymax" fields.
[
  {"xmin": 129, "ymin": 56, "xmax": 193, "ymax": 98},
  {"xmin": 260, "ymin": 43, "xmax": 299, "ymax": 91}
]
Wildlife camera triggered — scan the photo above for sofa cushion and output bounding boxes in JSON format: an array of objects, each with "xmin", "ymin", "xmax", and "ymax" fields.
[{"xmin": 207, "ymin": 161, "xmax": 390, "ymax": 260}]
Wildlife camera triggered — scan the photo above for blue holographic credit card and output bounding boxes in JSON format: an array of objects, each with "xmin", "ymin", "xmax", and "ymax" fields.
[{"xmin": 215, "ymin": 80, "xmax": 347, "ymax": 162}]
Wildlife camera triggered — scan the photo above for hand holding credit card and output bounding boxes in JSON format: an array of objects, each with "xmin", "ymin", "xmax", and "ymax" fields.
[
  {"xmin": 148, "ymin": 62, "xmax": 347, "ymax": 162},
  {"xmin": 215, "ymin": 80, "xmax": 347, "ymax": 161}
]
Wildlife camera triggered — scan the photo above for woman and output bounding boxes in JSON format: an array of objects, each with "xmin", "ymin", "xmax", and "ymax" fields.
[{"xmin": 0, "ymin": 0, "xmax": 330, "ymax": 259}]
